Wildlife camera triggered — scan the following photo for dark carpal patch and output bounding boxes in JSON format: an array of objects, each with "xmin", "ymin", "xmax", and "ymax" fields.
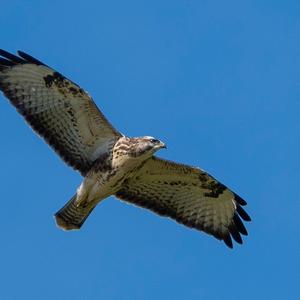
[
  {"xmin": 68, "ymin": 86, "xmax": 85, "ymax": 96},
  {"xmin": 43, "ymin": 72, "xmax": 81, "ymax": 98},
  {"xmin": 197, "ymin": 171, "xmax": 226, "ymax": 198},
  {"xmin": 44, "ymin": 72, "xmax": 65, "ymax": 88},
  {"xmin": 202, "ymin": 181, "xmax": 227, "ymax": 198}
]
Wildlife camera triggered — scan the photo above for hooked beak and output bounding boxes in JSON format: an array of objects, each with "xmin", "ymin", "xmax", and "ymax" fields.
[{"xmin": 160, "ymin": 142, "xmax": 167, "ymax": 149}]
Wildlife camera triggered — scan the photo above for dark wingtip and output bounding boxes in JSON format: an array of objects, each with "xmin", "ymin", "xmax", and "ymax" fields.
[
  {"xmin": 0, "ymin": 49, "xmax": 12, "ymax": 57},
  {"xmin": 237, "ymin": 205, "xmax": 251, "ymax": 222},
  {"xmin": 229, "ymin": 225, "xmax": 243, "ymax": 244},
  {"xmin": 0, "ymin": 49, "xmax": 46, "ymax": 67},
  {"xmin": 235, "ymin": 194, "xmax": 247, "ymax": 206},
  {"xmin": 18, "ymin": 50, "xmax": 46, "ymax": 66},
  {"xmin": 233, "ymin": 213, "xmax": 248, "ymax": 236},
  {"xmin": 0, "ymin": 49, "xmax": 25, "ymax": 64},
  {"xmin": 223, "ymin": 234, "xmax": 233, "ymax": 249},
  {"xmin": 0, "ymin": 58, "xmax": 14, "ymax": 67}
]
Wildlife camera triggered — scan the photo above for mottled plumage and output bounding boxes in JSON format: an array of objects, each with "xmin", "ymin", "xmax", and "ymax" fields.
[{"xmin": 0, "ymin": 49, "xmax": 251, "ymax": 248}]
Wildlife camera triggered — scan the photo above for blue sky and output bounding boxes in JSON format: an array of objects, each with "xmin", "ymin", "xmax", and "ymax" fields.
[{"xmin": 0, "ymin": 1, "xmax": 299, "ymax": 299}]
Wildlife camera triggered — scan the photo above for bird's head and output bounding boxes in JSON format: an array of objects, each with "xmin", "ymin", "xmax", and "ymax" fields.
[{"xmin": 127, "ymin": 136, "xmax": 166, "ymax": 158}]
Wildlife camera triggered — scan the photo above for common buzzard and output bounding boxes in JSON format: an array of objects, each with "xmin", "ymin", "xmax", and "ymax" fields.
[{"xmin": 0, "ymin": 49, "xmax": 251, "ymax": 248}]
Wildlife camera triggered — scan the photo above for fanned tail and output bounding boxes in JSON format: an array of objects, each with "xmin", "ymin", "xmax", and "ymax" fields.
[{"xmin": 54, "ymin": 194, "xmax": 96, "ymax": 230}]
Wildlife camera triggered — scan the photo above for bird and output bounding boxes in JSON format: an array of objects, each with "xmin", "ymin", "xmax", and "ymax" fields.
[{"xmin": 0, "ymin": 49, "xmax": 251, "ymax": 248}]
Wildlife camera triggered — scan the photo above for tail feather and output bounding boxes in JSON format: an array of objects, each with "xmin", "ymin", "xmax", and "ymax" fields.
[{"xmin": 54, "ymin": 194, "xmax": 96, "ymax": 230}]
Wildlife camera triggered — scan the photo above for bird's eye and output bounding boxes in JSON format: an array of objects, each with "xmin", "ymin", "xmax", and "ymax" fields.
[{"xmin": 150, "ymin": 138, "xmax": 159, "ymax": 144}]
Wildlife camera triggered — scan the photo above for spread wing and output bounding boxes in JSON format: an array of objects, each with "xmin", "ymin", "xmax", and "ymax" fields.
[
  {"xmin": 116, "ymin": 157, "xmax": 251, "ymax": 248},
  {"xmin": 0, "ymin": 49, "xmax": 122, "ymax": 175}
]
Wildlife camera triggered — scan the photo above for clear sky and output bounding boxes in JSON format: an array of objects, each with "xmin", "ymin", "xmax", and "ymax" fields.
[{"xmin": 0, "ymin": 1, "xmax": 299, "ymax": 299}]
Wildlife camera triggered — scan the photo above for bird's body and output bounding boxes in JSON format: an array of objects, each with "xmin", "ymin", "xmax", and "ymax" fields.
[
  {"xmin": 0, "ymin": 49, "xmax": 251, "ymax": 248},
  {"xmin": 57, "ymin": 136, "xmax": 166, "ymax": 229}
]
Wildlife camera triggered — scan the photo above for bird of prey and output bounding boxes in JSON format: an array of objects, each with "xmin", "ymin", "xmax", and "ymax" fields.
[{"xmin": 0, "ymin": 49, "xmax": 251, "ymax": 248}]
